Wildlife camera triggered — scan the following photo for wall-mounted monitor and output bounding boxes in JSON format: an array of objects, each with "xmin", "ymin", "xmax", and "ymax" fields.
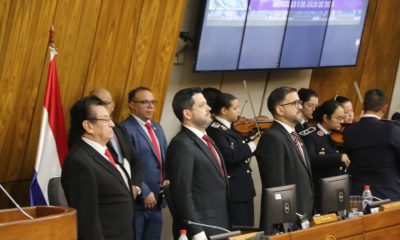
[{"xmin": 195, "ymin": 0, "xmax": 370, "ymax": 71}]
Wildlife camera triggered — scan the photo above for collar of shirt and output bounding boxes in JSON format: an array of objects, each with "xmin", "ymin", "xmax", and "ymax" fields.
[
  {"xmin": 361, "ymin": 114, "xmax": 381, "ymax": 120},
  {"xmin": 183, "ymin": 125, "xmax": 207, "ymax": 144},
  {"xmin": 82, "ymin": 136, "xmax": 108, "ymax": 158},
  {"xmin": 131, "ymin": 113, "xmax": 148, "ymax": 125},
  {"xmin": 317, "ymin": 123, "xmax": 330, "ymax": 135},
  {"xmin": 215, "ymin": 116, "xmax": 231, "ymax": 129},
  {"xmin": 274, "ymin": 119, "xmax": 295, "ymax": 134}
]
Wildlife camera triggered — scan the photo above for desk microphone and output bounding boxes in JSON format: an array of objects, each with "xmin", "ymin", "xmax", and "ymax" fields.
[
  {"xmin": 0, "ymin": 184, "xmax": 33, "ymax": 219},
  {"xmin": 184, "ymin": 220, "xmax": 241, "ymax": 240}
]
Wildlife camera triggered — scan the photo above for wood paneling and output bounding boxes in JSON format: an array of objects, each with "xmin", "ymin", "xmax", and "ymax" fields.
[
  {"xmin": 310, "ymin": 0, "xmax": 400, "ymax": 119},
  {"xmin": 0, "ymin": 0, "xmax": 185, "ymax": 207}
]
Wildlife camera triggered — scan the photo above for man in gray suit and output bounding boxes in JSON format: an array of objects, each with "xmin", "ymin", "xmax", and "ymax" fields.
[
  {"xmin": 166, "ymin": 87, "xmax": 230, "ymax": 240},
  {"xmin": 255, "ymin": 87, "xmax": 314, "ymax": 230}
]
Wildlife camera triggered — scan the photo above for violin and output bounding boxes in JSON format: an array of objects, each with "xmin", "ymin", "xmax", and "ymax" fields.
[
  {"xmin": 233, "ymin": 116, "xmax": 273, "ymax": 137},
  {"xmin": 330, "ymin": 122, "xmax": 352, "ymax": 146}
]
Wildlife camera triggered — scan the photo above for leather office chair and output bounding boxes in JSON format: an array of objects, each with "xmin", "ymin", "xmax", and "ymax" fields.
[{"xmin": 47, "ymin": 177, "xmax": 68, "ymax": 207}]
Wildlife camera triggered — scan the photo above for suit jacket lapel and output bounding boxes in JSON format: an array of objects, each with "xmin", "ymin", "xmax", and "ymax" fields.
[
  {"xmin": 183, "ymin": 127, "xmax": 227, "ymax": 181},
  {"xmin": 130, "ymin": 116, "xmax": 161, "ymax": 166},
  {"xmin": 274, "ymin": 122, "xmax": 311, "ymax": 173},
  {"xmin": 81, "ymin": 140, "xmax": 131, "ymax": 193}
]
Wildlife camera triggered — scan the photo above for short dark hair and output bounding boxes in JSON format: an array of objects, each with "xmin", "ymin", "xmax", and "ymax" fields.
[
  {"xmin": 298, "ymin": 88, "xmax": 318, "ymax": 102},
  {"xmin": 213, "ymin": 93, "xmax": 237, "ymax": 115},
  {"xmin": 68, "ymin": 95, "xmax": 107, "ymax": 148},
  {"xmin": 172, "ymin": 87, "xmax": 203, "ymax": 122},
  {"xmin": 313, "ymin": 100, "xmax": 342, "ymax": 123},
  {"xmin": 202, "ymin": 87, "xmax": 222, "ymax": 113},
  {"xmin": 335, "ymin": 96, "xmax": 351, "ymax": 106},
  {"xmin": 363, "ymin": 88, "xmax": 386, "ymax": 112},
  {"xmin": 128, "ymin": 86, "xmax": 151, "ymax": 102},
  {"xmin": 267, "ymin": 87, "xmax": 297, "ymax": 115}
]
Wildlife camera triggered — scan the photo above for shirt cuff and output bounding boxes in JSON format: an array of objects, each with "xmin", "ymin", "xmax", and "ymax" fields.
[
  {"xmin": 192, "ymin": 231, "xmax": 207, "ymax": 240},
  {"xmin": 135, "ymin": 186, "xmax": 141, "ymax": 195},
  {"xmin": 248, "ymin": 141, "xmax": 256, "ymax": 153}
]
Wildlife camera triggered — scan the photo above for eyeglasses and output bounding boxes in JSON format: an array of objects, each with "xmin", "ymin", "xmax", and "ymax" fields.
[
  {"xmin": 279, "ymin": 100, "xmax": 303, "ymax": 107},
  {"xmin": 87, "ymin": 117, "xmax": 113, "ymax": 124},
  {"xmin": 132, "ymin": 100, "xmax": 158, "ymax": 106},
  {"xmin": 304, "ymin": 102, "xmax": 318, "ymax": 109}
]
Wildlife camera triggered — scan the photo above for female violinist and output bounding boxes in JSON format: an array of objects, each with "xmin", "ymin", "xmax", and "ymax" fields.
[
  {"xmin": 296, "ymin": 88, "xmax": 319, "ymax": 132},
  {"xmin": 335, "ymin": 96, "xmax": 354, "ymax": 124},
  {"xmin": 302, "ymin": 100, "xmax": 351, "ymax": 213},
  {"xmin": 205, "ymin": 92, "xmax": 259, "ymax": 226}
]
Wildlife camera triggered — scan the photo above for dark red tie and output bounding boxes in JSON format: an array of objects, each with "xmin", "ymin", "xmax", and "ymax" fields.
[
  {"xmin": 104, "ymin": 149, "xmax": 117, "ymax": 168},
  {"xmin": 202, "ymin": 135, "xmax": 224, "ymax": 176},
  {"xmin": 145, "ymin": 121, "xmax": 163, "ymax": 181},
  {"xmin": 290, "ymin": 131, "xmax": 307, "ymax": 166}
]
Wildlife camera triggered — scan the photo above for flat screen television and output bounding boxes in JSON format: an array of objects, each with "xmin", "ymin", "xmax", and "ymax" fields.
[
  {"xmin": 261, "ymin": 184, "xmax": 296, "ymax": 234},
  {"xmin": 320, "ymin": 174, "xmax": 350, "ymax": 215},
  {"xmin": 195, "ymin": 0, "xmax": 370, "ymax": 71}
]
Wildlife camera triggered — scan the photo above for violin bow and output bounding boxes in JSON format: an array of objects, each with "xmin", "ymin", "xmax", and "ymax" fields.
[
  {"xmin": 243, "ymin": 80, "xmax": 261, "ymax": 136},
  {"xmin": 239, "ymin": 99, "xmax": 248, "ymax": 117}
]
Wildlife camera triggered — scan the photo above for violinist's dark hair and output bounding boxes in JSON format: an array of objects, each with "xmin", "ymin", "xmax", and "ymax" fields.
[
  {"xmin": 313, "ymin": 100, "xmax": 342, "ymax": 123},
  {"xmin": 298, "ymin": 88, "xmax": 318, "ymax": 103},
  {"xmin": 69, "ymin": 95, "xmax": 108, "ymax": 148},
  {"xmin": 267, "ymin": 87, "xmax": 297, "ymax": 115},
  {"xmin": 363, "ymin": 88, "xmax": 386, "ymax": 112},
  {"xmin": 202, "ymin": 87, "xmax": 222, "ymax": 114},
  {"xmin": 128, "ymin": 86, "xmax": 151, "ymax": 102},
  {"xmin": 172, "ymin": 87, "xmax": 203, "ymax": 122},
  {"xmin": 214, "ymin": 93, "xmax": 237, "ymax": 115},
  {"xmin": 335, "ymin": 96, "xmax": 351, "ymax": 106}
]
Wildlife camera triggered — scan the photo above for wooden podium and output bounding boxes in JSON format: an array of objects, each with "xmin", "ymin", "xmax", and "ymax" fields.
[{"xmin": 0, "ymin": 206, "xmax": 77, "ymax": 240}]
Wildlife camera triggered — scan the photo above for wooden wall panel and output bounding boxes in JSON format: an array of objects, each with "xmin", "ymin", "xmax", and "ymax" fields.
[
  {"xmin": 310, "ymin": 0, "xmax": 400, "ymax": 119},
  {"xmin": 0, "ymin": 0, "xmax": 186, "ymax": 207}
]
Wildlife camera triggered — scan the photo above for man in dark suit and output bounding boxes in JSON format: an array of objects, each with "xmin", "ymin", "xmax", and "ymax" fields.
[
  {"xmin": 343, "ymin": 88, "xmax": 400, "ymax": 201},
  {"xmin": 255, "ymin": 87, "xmax": 314, "ymax": 229},
  {"xmin": 90, "ymin": 88, "xmax": 142, "ymax": 197},
  {"xmin": 122, "ymin": 87, "xmax": 168, "ymax": 240},
  {"xmin": 62, "ymin": 96, "xmax": 135, "ymax": 240},
  {"xmin": 166, "ymin": 87, "xmax": 230, "ymax": 240}
]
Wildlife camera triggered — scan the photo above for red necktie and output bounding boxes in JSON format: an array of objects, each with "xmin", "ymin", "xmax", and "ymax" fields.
[
  {"xmin": 104, "ymin": 149, "xmax": 117, "ymax": 168},
  {"xmin": 290, "ymin": 131, "xmax": 307, "ymax": 167},
  {"xmin": 145, "ymin": 121, "xmax": 163, "ymax": 181},
  {"xmin": 202, "ymin": 135, "xmax": 224, "ymax": 176}
]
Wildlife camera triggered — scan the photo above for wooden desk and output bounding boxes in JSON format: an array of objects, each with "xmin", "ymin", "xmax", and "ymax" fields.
[
  {"xmin": 265, "ymin": 208, "xmax": 400, "ymax": 240},
  {"xmin": 0, "ymin": 206, "xmax": 77, "ymax": 240}
]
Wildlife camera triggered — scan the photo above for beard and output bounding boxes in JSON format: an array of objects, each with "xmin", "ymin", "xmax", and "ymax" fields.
[{"xmin": 192, "ymin": 114, "xmax": 212, "ymax": 130}]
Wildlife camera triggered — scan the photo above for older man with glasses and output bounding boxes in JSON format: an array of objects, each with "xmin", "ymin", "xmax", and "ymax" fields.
[
  {"xmin": 255, "ymin": 87, "xmax": 314, "ymax": 234},
  {"xmin": 122, "ymin": 86, "xmax": 168, "ymax": 240}
]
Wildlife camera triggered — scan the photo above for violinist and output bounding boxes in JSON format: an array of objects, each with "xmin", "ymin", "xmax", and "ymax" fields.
[
  {"xmin": 335, "ymin": 96, "xmax": 354, "ymax": 124},
  {"xmin": 302, "ymin": 100, "xmax": 351, "ymax": 213},
  {"xmin": 206, "ymin": 92, "xmax": 259, "ymax": 226},
  {"xmin": 343, "ymin": 88, "xmax": 400, "ymax": 201},
  {"xmin": 296, "ymin": 88, "xmax": 319, "ymax": 133}
]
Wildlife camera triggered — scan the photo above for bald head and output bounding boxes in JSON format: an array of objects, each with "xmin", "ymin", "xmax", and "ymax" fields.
[{"xmin": 89, "ymin": 88, "xmax": 115, "ymax": 115}]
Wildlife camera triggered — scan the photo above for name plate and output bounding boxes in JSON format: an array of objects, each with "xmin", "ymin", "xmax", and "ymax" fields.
[{"xmin": 312, "ymin": 214, "xmax": 339, "ymax": 225}]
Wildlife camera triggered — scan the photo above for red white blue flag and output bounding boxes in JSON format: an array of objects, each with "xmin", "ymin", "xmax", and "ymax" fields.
[{"xmin": 30, "ymin": 47, "xmax": 68, "ymax": 205}]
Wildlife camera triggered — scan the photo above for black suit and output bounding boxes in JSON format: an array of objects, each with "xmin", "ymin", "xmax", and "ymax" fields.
[
  {"xmin": 206, "ymin": 119, "xmax": 255, "ymax": 226},
  {"xmin": 343, "ymin": 117, "xmax": 400, "ymax": 200},
  {"xmin": 303, "ymin": 125, "xmax": 346, "ymax": 212},
  {"xmin": 255, "ymin": 121, "xmax": 314, "ymax": 221},
  {"xmin": 62, "ymin": 139, "xmax": 135, "ymax": 240},
  {"xmin": 107, "ymin": 122, "xmax": 142, "ymax": 187},
  {"xmin": 166, "ymin": 127, "xmax": 230, "ymax": 239}
]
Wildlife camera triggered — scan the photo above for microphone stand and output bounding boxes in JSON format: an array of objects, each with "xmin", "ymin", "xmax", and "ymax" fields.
[
  {"xmin": 0, "ymin": 184, "xmax": 33, "ymax": 219},
  {"xmin": 186, "ymin": 220, "xmax": 241, "ymax": 240}
]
